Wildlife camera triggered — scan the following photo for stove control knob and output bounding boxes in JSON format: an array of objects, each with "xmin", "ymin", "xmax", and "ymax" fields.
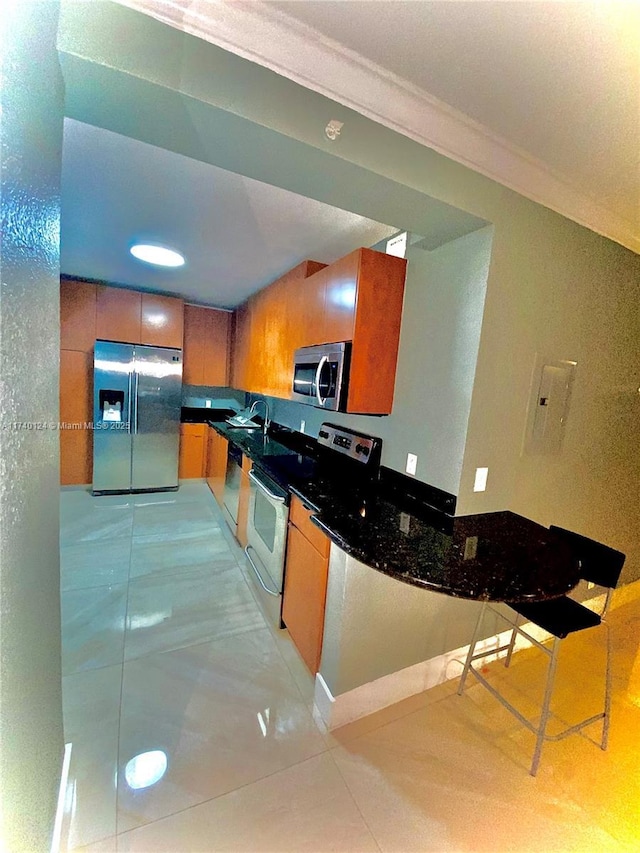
[{"xmin": 355, "ymin": 444, "xmax": 370, "ymax": 456}]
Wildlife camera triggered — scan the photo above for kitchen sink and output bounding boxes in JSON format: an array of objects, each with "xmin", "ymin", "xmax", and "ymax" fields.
[{"xmin": 226, "ymin": 414, "xmax": 261, "ymax": 429}]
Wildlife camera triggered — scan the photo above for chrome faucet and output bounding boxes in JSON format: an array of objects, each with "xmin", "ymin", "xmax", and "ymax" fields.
[{"xmin": 249, "ymin": 399, "xmax": 271, "ymax": 436}]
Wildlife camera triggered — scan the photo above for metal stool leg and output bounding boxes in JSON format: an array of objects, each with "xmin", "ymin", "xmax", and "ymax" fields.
[
  {"xmin": 505, "ymin": 614, "xmax": 520, "ymax": 668},
  {"xmin": 601, "ymin": 621, "xmax": 612, "ymax": 750},
  {"xmin": 530, "ymin": 637, "xmax": 561, "ymax": 776},
  {"xmin": 458, "ymin": 602, "xmax": 486, "ymax": 695}
]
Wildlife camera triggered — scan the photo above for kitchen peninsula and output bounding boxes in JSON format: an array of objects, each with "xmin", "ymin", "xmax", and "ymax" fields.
[{"xmin": 190, "ymin": 412, "xmax": 579, "ymax": 729}]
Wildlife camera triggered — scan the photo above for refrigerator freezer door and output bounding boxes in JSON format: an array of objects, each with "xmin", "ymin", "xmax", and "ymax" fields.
[
  {"xmin": 131, "ymin": 345, "xmax": 182, "ymax": 491},
  {"xmin": 93, "ymin": 341, "xmax": 134, "ymax": 493}
]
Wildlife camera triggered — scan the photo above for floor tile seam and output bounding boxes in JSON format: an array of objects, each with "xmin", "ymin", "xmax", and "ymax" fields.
[
  {"xmin": 61, "ymin": 580, "xmax": 132, "ymax": 595},
  {"xmin": 126, "ymin": 562, "xmax": 238, "ymax": 583},
  {"xmin": 121, "ymin": 624, "xmax": 275, "ymax": 668},
  {"xmin": 114, "ymin": 750, "xmax": 350, "ymax": 843},
  {"xmin": 324, "ymin": 747, "xmax": 383, "ymax": 852}
]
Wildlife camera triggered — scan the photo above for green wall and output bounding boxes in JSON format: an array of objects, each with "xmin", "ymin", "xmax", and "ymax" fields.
[{"xmin": 1, "ymin": 3, "xmax": 65, "ymax": 850}]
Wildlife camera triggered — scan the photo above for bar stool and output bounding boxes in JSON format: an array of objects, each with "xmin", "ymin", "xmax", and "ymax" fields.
[{"xmin": 457, "ymin": 526, "xmax": 625, "ymax": 776}]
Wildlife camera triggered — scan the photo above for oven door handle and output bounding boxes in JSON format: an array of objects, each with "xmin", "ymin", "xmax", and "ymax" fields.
[
  {"xmin": 315, "ymin": 355, "xmax": 329, "ymax": 407},
  {"xmin": 245, "ymin": 545, "xmax": 280, "ymax": 596},
  {"xmin": 248, "ymin": 469, "xmax": 286, "ymax": 503}
]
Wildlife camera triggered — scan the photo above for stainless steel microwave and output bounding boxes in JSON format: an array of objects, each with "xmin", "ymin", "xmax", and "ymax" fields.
[{"xmin": 292, "ymin": 342, "xmax": 350, "ymax": 411}]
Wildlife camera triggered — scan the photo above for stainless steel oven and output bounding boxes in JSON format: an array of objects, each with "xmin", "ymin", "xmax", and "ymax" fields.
[
  {"xmin": 292, "ymin": 342, "xmax": 350, "ymax": 411},
  {"xmin": 245, "ymin": 467, "xmax": 289, "ymax": 627}
]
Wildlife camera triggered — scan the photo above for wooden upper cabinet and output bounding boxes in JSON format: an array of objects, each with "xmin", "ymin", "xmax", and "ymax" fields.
[
  {"xmin": 347, "ymin": 249, "xmax": 406, "ymax": 414},
  {"xmin": 231, "ymin": 260, "xmax": 325, "ymax": 393},
  {"xmin": 202, "ymin": 308, "xmax": 231, "ymax": 386},
  {"xmin": 323, "ymin": 251, "xmax": 358, "ymax": 344},
  {"xmin": 183, "ymin": 305, "xmax": 231, "ymax": 387},
  {"xmin": 96, "ymin": 285, "xmax": 141, "ymax": 343},
  {"xmin": 183, "ymin": 304, "xmax": 206, "ymax": 384},
  {"xmin": 231, "ymin": 300, "xmax": 252, "ymax": 391},
  {"xmin": 60, "ymin": 279, "xmax": 97, "ymax": 352},
  {"xmin": 140, "ymin": 293, "xmax": 184, "ymax": 349}
]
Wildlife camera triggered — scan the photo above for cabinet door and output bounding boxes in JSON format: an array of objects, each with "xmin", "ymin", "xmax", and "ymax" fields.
[
  {"xmin": 183, "ymin": 304, "xmax": 206, "ymax": 385},
  {"xmin": 60, "ymin": 279, "xmax": 97, "ymax": 352},
  {"xmin": 202, "ymin": 309, "xmax": 231, "ymax": 386},
  {"xmin": 178, "ymin": 424, "xmax": 205, "ymax": 478},
  {"xmin": 323, "ymin": 251, "xmax": 358, "ymax": 344},
  {"xmin": 141, "ymin": 293, "xmax": 184, "ymax": 349},
  {"xmin": 293, "ymin": 267, "xmax": 328, "ymax": 349},
  {"xmin": 60, "ymin": 349, "xmax": 93, "ymax": 485},
  {"xmin": 96, "ymin": 285, "xmax": 141, "ymax": 343},
  {"xmin": 282, "ymin": 523, "xmax": 330, "ymax": 674},
  {"xmin": 231, "ymin": 301, "xmax": 251, "ymax": 391},
  {"xmin": 347, "ymin": 249, "xmax": 407, "ymax": 414}
]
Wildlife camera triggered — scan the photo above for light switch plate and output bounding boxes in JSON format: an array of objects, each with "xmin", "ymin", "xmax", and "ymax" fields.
[
  {"xmin": 406, "ymin": 453, "xmax": 417, "ymax": 476},
  {"xmin": 473, "ymin": 467, "xmax": 489, "ymax": 492}
]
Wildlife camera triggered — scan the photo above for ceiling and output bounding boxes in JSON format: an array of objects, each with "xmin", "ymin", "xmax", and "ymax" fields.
[
  {"xmin": 60, "ymin": 119, "xmax": 398, "ymax": 308},
  {"xmin": 118, "ymin": 0, "xmax": 640, "ymax": 253},
  {"xmin": 273, "ymin": 0, "xmax": 639, "ymax": 225}
]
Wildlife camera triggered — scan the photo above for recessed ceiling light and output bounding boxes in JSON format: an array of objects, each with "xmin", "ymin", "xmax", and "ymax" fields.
[{"xmin": 130, "ymin": 243, "xmax": 185, "ymax": 268}]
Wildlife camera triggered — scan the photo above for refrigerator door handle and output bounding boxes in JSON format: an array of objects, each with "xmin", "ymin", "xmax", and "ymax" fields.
[
  {"xmin": 132, "ymin": 368, "xmax": 139, "ymax": 435},
  {"xmin": 127, "ymin": 367, "xmax": 133, "ymax": 433}
]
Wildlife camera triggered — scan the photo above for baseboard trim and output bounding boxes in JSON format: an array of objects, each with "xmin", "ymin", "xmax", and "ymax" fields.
[
  {"xmin": 314, "ymin": 598, "xmax": 605, "ymax": 730},
  {"xmin": 50, "ymin": 742, "xmax": 72, "ymax": 853}
]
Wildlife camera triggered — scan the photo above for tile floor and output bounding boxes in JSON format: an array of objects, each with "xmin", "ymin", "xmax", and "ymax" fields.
[{"xmin": 60, "ymin": 483, "xmax": 640, "ymax": 852}]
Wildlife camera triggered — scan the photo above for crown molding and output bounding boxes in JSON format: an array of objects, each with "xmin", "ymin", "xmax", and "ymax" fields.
[{"xmin": 117, "ymin": 0, "xmax": 639, "ymax": 255}]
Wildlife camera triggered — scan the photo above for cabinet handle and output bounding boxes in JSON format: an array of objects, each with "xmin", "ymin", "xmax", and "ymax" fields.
[{"xmin": 315, "ymin": 355, "xmax": 328, "ymax": 407}]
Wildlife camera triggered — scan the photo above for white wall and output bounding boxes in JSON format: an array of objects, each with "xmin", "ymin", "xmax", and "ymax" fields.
[{"xmin": 0, "ymin": 3, "xmax": 65, "ymax": 850}]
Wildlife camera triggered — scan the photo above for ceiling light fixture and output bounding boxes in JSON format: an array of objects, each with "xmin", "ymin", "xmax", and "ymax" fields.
[{"xmin": 130, "ymin": 243, "xmax": 185, "ymax": 268}]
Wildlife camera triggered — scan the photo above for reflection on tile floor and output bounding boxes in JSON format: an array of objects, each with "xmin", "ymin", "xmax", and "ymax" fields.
[{"xmin": 60, "ymin": 484, "xmax": 640, "ymax": 852}]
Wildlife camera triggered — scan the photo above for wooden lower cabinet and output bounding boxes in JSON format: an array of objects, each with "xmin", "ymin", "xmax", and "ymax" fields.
[
  {"xmin": 179, "ymin": 424, "xmax": 206, "ymax": 478},
  {"xmin": 206, "ymin": 427, "xmax": 228, "ymax": 506},
  {"xmin": 282, "ymin": 501, "xmax": 331, "ymax": 674}
]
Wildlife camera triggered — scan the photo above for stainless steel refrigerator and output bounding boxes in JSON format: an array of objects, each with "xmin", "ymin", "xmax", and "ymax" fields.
[{"xmin": 92, "ymin": 340, "xmax": 182, "ymax": 494}]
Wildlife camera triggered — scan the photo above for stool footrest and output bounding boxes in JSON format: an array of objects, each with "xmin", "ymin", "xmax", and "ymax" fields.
[{"xmin": 467, "ymin": 664, "xmax": 606, "ymax": 743}]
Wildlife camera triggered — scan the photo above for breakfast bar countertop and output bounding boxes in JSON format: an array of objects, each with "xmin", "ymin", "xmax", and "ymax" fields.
[{"xmin": 201, "ymin": 416, "xmax": 580, "ymax": 604}]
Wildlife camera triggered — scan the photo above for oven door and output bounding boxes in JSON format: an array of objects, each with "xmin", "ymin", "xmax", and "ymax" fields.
[
  {"xmin": 245, "ymin": 468, "xmax": 289, "ymax": 626},
  {"xmin": 291, "ymin": 343, "xmax": 348, "ymax": 411}
]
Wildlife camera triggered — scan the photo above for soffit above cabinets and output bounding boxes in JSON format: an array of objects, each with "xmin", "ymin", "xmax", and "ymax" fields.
[
  {"xmin": 117, "ymin": 0, "xmax": 640, "ymax": 254},
  {"xmin": 60, "ymin": 118, "xmax": 400, "ymax": 308}
]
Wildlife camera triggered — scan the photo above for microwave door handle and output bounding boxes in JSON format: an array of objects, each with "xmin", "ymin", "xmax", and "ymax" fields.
[{"xmin": 315, "ymin": 356, "xmax": 329, "ymax": 407}]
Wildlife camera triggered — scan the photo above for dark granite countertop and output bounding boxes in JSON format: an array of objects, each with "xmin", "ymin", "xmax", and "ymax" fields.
[{"xmin": 202, "ymin": 418, "xmax": 579, "ymax": 603}]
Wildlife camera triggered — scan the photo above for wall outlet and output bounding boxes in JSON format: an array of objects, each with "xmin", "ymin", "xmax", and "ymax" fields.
[
  {"xmin": 463, "ymin": 536, "xmax": 478, "ymax": 560},
  {"xmin": 205, "ymin": 399, "xmax": 212, "ymax": 408},
  {"xmin": 473, "ymin": 467, "xmax": 489, "ymax": 492},
  {"xmin": 300, "ymin": 419, "xmax": 305, "ymax": 434},
  {"xmin": 406, "ymin": 453, "xmax": 418, "ymax": 476},
  {"xmin": 399, "ymin": 512, "xmax": 411, "ymax": 534}
]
